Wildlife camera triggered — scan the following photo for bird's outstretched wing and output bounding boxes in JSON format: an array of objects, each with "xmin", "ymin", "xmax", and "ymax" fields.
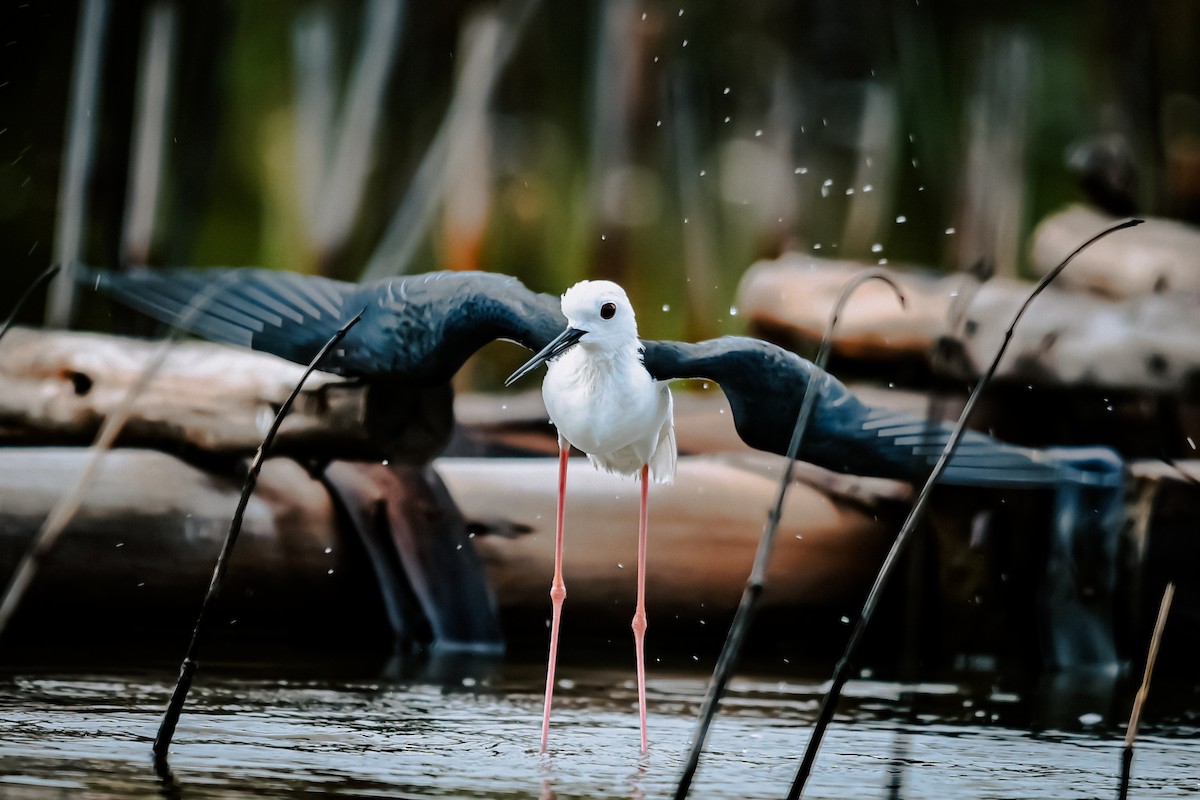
[
  {"xmin": 83, "ymin": 266, "xmax": 566, "ymax": 381},
  {"xmin": 83, "ymin": 265, "xmax": 370, "ymax": 374},
  {"xmin": 643, "ymin": 337, "xmax": 1123, "ymax": 489}
]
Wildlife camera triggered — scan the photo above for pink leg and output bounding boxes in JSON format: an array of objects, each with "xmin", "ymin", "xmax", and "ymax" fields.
[
  {"xmin": 541, "ymin": 445, "xmax": 570, "ymax": 753},
  {"xmin": 632, "ymin": 463, "xmax": 650, "ymax": 753}
]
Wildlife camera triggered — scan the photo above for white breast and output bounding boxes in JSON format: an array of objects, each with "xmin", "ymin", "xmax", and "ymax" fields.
[{"xmin": 542, "ymin": 346, "xmax": 675, "ymax": 483}]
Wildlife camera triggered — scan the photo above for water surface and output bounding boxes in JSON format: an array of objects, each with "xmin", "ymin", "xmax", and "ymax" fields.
[{"xmin": 1, "ymin": 661, "xmax": 1197, "ymax": 799}]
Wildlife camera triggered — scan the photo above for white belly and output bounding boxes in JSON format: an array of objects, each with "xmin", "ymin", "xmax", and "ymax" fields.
[{"xmin": 542, "ymin": 349, "xmax": 670, "ymax": 477}]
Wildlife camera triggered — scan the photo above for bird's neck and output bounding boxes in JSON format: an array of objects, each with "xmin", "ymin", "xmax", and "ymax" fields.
[{"xmin": 437, "ymin": 285, "xmax": 564, "ymax": 372}]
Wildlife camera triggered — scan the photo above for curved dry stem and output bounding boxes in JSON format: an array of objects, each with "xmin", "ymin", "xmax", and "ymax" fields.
[
  {"xmin": 1119, "ymin": 581, "xmax": 1175, "ymax": 799},
  {"xmin": 673, "ymin": 270, "xmax": 906, "ymax": 800},
  {"xmin": 0, "ymin": 265, "xmax": 61, "ymax": 344},
  {"xmin": 787, "ymin": 217, "xmax": 1143, "ymax": 799},
  {"xmin": 153, "ymin": 305, "xmax": 366, "ymax": 765}
]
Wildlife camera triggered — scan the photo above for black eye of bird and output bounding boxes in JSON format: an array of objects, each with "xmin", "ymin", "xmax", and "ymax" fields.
[{"xmin": 600, "ymin": 302, "xmax": 617, "ymax": 320}]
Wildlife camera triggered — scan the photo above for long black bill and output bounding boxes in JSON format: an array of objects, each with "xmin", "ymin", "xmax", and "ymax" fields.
[{"xmin": 505, "ymin": 327, "xmax": 586, "ymax": 386}]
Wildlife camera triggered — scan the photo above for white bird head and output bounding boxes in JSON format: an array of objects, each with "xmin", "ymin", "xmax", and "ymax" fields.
[
  {"xmin": 560, "ymin": 280, "xmax": 639, "ymax": 349},
  {"xmin": 505, "ymin": 279, "xmax": 640, "ymax": 386}
]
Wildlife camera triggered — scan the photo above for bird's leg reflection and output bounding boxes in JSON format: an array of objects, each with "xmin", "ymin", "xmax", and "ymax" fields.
[
  {"xmin": 632, "ymin": 463, "xmax": 650, "ymax": 753},
  {"xmin": 541, "ymin": 443, "xmax": 570, "ymax": 752}
]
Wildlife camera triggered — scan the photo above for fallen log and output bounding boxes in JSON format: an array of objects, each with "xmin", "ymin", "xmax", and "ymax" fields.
[
  {"xmin": 1030, "ymin": 205, "xmax": 1200, "ymax": 297},
  {"xmin": 736, "ymin": 254, "xmax": 1200, "ymax": 393},
  {"xmin": 0, "ymin": 448, "xmax": 392, "ymax": 652},
  {"xmin": 0, "ymin": 327, "xmax": 454, "ymax": 463},
  {"xmin": 0, "ymin": 443, "xmax": 910, "ymax": 659},
  {"xmin": 433, "ymin": 455, "xmax": 905, "ymax": 647}
]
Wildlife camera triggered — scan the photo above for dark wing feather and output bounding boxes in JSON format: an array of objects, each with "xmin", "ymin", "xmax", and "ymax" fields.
[
  {"xmin": 644, "ymin": 336, "xmax": 1123, "ymax": 489},
  {"xmin": 85, "ymin": 266, "xmax": 370, "ymax": 374}
]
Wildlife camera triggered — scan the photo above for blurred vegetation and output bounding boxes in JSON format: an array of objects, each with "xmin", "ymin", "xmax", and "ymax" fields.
[{"xmin": 0, "ymin": 0, "xmax": 1195, "ymax": 372}]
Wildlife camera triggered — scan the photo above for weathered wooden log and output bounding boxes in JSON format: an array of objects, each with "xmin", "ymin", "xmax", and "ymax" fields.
[
  {"xmin": 736, "ymin": 253, "xmax": 1200, "ymax": 393},
  {"xmin": 0, "ymin": 444, "xmax": 909, "ymax": 657},
  {"xmin": 0, "ymin": 327, "xmax": 456, "ymax": 462},
  {"xmin": 0, "ymin": 327, "xmax": 353, "ymax": 453},
  {"xmin": 736, "ymin": 254, "xmax": 951, "ymax": 361},
  {"xmin": 0, "ymin": 448, "xmax": 392, "ymax": 649},
  {"xmin": 433, "ymin": 455, "xmax": 906, "ymax": 645},
  {"xmin": 1030, "ymin": 205, "xmax": 1200, "ymax": 297}
]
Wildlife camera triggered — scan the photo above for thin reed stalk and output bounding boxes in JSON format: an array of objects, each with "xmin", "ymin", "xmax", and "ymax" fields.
[
  {"xmin": 673, "ymin": 269, "xmax": 906, "ymax": 800},
  {"xmin": 1118, "ymin": 581, "xmax": 1175, "ymax": 800},
  {"xmin": 0, "ymin": 265, "xmax": 60, "ymax": 343},
  {"xmin": 152, "ymin": 307, "xmax": 366, "ymax": 764},
  {"xmin": 787, "ymin": 217, "xmax": 1143, "ymax": 799}
]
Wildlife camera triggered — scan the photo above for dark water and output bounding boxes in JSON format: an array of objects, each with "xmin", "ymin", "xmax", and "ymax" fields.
[{"xmin": 0, "ymin": 661, "xmax": 1197, "ymax": 799}]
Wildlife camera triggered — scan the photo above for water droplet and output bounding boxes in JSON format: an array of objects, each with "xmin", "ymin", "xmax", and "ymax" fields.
[
  {"xmin": 945, "ymin": 227, "xmax": 956, "ymax": 235},
  {"xmin": 600, "ymin": 234, "xmax": 607, "ymax": 240},
  {"xmin": 871, "ymin": 243, "xmax": 883, "ymax": 253},
  {"xmin": 618, "ymin": 563, "xmax": 625, "ymax": 569},
  {"xmin": 115, "ymin": 542, "xmax": 124, "ymax": 548},
  {"xmin": 1079, "ymin": 712, "xmax": 1103, "ymax": 725},
  {"xmin": 699, "ymin": 169, "xmax": 706, "ymax": 176},
  {"xmin": 655, "ymin": 120, "xmax": 662, "ymax": 127},
  {"xmin": 1188, "ymin": 437, "xmax": 1196, "ymax": 450},
  {"xmin": 754, "ymin": 129, "xmax": 763, "ymax": 137},
  {"xmin": 862, "ymin": 184, "xmax": 873, "ymax": 192},
  {"xmin": 813, "ymin": 242, "xmax": 822, "ymax": 250},
  {"xmin": 896, "ymin": 214, "xmax": 907, "ymax": 223},
  {"xmin": 641, "ymin": 11, "xmax": 647, "ymax": 20},
  {"xmin": 701, "ymin": 382, "xmax": 709, "ymax": 389},
  {"xmin": 661, "ymin": 304, "xmax": 671, "ymax": 312},
  {"xmin": 682, "ymin": 38, "xmax": 688, "ymax": 47},
  {"xmin": 794, "ymin": 166, "xmax": 807, "ymax": 174},
  {"xmin": 462, "ymin": 677, "xmax": 477, "ymax": 687},
  {"xmin": 878, "ymin": 258, "xmax": 889, "ymax": 265},
  {"xmin": 381, "ymin": 459, "xmax": 389, "ymax": 466},
  {"xmin": 845, "ymin": 187, "xmax": 855, "ymax": 195},
  {"xmin": 840, "ymin": 615, "xmax": 850, "ymax": 624},
  {"xmin": 729, "ymin": 306, "xmax": 738, "ymax": 316},
  {"xmin": 678, "ymin": 7, "xmax": 684, "ymax": 15},
  {"xmin": 683, "ymin": 217, "xmax": 689, "ymax": 224},
  {"xmin": 324, "ymin": 547, "xmax": 332, "ymax": 554},
  {"xmin": 723, "ymin": 87, "xmax": 730, "ymax": 95},
  {"xmin": 327, "ymin": 569, "xmax": 334, "ymax": 575}
]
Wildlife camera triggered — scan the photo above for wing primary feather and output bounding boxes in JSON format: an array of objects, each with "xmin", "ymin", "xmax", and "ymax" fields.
[
  {"xmin": 240, "ymin": 281, "xmax": 308, "ymax": 324},
  {"xmin": 261, "ymin": 276, "xmax": 326, "ymax": 320}
]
